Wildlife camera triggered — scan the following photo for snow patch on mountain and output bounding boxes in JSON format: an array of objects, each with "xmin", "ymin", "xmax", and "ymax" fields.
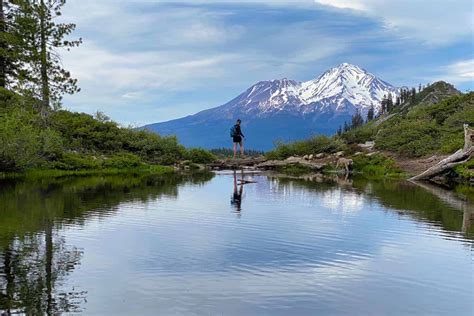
[{"xmin": 219, "ymin": 63, "xmax": 398, "ymax": 118}]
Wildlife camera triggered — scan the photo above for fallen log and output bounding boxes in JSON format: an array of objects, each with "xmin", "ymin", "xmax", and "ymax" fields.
[{"xmin": 410, "ymin": 124, "xmax": 473, "ymax": 181}]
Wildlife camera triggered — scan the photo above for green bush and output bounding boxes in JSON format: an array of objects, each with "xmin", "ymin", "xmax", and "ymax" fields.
[
  {"xmin": 352, "ymin": 154, "xmax": 404, "ymax": 178},
  {"xmin": 372, "ymin": 92, "xmax": 473, "ymax": 157},
  {"xmin": 0, "ymin": 107, "xmax": 63, "ymax": 171},
  {"xmin": 454, "ymin": 160, "xmax": 474, "ymax": 181},
  {"xmin": 103, "ymin": 153, "xmax": 143, "ymax": 169},
  {"xmin": 267, "ymin": 135, "xmax": 346, "ymax": 160},
  {"xmin": 185, "ymin": 148, "xmax": 217, "ymax": 164}
]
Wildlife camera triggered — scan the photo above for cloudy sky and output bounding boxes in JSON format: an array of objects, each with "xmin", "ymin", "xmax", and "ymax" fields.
[{"xmin": 60, "ymin": 0, "xmax": 474, "ymax": 126}]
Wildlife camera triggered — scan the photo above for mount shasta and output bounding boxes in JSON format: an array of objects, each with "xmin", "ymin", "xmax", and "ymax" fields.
[{"xmin": 144, "ymin": 63, "xmax": 399, "ymax": 150}]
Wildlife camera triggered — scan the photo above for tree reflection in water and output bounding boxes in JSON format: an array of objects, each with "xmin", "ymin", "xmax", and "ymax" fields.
[{"xmin": 0, "ymin": 172, "xmax": 214, "ymax": 314}]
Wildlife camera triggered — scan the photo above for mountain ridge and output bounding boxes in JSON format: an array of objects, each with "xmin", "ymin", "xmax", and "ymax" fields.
[{"xmin": 144, "ymin": 63, "xmax": 399, "ymax": 150}]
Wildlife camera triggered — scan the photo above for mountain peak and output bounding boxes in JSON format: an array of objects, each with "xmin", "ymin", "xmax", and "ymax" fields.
[{"xmin": 145, "ymin": 63, "xmax": 401, "ymax": 149}]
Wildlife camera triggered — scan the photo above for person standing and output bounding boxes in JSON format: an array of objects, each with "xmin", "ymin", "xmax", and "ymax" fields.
[{"xmin": 230, "ymin": 119, "xmax": 245, "ymax": 159}]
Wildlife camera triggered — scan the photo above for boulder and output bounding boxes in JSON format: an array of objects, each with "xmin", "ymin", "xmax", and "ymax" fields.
[
  {"xmin": 335, "ymin": 151, "xmax": 345, "ymax": 157},
  {"xmin": 358, "ymin": 141, "xmax": 375, "ymax": 149}
]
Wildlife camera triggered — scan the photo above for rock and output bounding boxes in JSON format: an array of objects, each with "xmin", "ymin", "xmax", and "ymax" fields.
[
  {"xmin": 255, "ymin": 159, "xmax": 326, "ymax": 171},
  {"xmin": 354, "ymin": 152, "xmax": 363, "ymax": 156},
  {"xmin": 315, "ymin": 153, "xmax": 324, "ymax": 159},
  {"xmin": 358, "ymin": 141, "xmax": 375, "ymax": 149},
  {"xmin": 366, "ymin": 152, "xmax": 378, "ymax": 157},
  {"xmin": 303, "ymin": 155, "xmax": 309, "ymax": 160},
  {"xmin": 335, "ymin": 151, "xmax": 345, "ymax": 157},
  {"xmin": 308, "ymin": 154, "xmax": 314, "ymax": 160}
]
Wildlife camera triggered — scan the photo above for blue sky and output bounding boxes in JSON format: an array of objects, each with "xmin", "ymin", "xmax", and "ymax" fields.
[{"xmin": 60, "ymin": 0, "xmax": 474, "ymax": 126}]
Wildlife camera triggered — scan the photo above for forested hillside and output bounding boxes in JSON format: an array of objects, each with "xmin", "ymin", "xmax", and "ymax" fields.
[{"xmin": 267, "ymin": 82, "xmax": 473, "ymax": 180}]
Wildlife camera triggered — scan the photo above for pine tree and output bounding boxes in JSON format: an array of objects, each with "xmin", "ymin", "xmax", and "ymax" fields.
[
  {"xmin": 0, "ymin": 0, "xmax": 6, "ymax": 87},
  {"xmin": 367, "ymin": 105, "xmax": 374, "ymax": 121},
  {"xmin": 386, "ymin": 93, "xmax": 393, "ymax": 112},
  {"xmin": 343, "ymin": 121, "xmax": 349, "ymax": 132},
  {"xmin": 0, "ymin": 0, "xmax": 25, "ymax": 89},
  {"xmin": 12, "ymin": 0, "xmax": 81, "ymax": 108},
  {"xmin": 411, "ymin": 87, "xmax": 416, "ymax": 103},
  {"xmin": 351, "ymin": 110, "xmax": 364, "ymax": 128}
]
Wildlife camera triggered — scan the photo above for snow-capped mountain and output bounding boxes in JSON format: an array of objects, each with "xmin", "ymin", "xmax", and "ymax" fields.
[
  {"xmin": 144, "ymin": 63, "xmax": 398, "ymax": 150},
  {"xmin": 299, "ymin": 63, "xmax": 398, "ymax": 115}
]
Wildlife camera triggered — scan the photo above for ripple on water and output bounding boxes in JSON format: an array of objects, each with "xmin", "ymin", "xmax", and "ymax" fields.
[{"xmin": 1, "ymin": 173, "xmax": 473, "ymax": 315}]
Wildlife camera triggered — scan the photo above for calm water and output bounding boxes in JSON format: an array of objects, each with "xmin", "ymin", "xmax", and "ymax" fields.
[{"xmin": 0, "ymin": 172, "xmax": 473, "ymax": 315}]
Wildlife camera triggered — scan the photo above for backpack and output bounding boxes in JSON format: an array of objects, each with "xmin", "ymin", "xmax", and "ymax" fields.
[{"xmin": 230, "ymin": 125, "xmax": 238, "ymax": 137}]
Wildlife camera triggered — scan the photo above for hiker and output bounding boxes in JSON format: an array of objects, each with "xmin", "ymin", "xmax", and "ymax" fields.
[{"xmin": 230, "ymin": 119, "xmax": 245, "ymax": 159}]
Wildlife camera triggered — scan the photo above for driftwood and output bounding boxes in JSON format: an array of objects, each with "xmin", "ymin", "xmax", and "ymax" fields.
[{"xmin": 410, "ymin": 124, "xmax": 473, "ymax": 181}]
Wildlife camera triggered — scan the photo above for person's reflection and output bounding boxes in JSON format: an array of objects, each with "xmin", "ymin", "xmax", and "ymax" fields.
[{"xmin": 231, "ymin": 170, "xmax": 244, "ymax": 216}]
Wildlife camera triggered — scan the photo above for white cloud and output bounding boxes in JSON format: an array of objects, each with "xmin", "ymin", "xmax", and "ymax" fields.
[
  {"xmin": 431, "ymin": 59, "xmax": 474, "ymax": 87},
  {"xmin": 314, "ymin": 0, "xmax": 474, "ymax": 45},
  {"xmin": 445, "ymin": 59, "xmax": 474, "ymax": 81}
]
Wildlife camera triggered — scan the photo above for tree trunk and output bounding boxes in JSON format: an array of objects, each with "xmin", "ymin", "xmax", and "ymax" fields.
[
  {"xmin": 45, "ymin": 223, "xmax": 53, "ymax": 315},
  {"xmin": 0, "ymin": 0, "xmax": 6, "ymax": 88},
  {"xmin": 410, "ymin": 124, "xmax": 473, "ymax": 181},
  {"xmin": 39, "ymin": 0, "xmax": 50, "ymax": 108}
]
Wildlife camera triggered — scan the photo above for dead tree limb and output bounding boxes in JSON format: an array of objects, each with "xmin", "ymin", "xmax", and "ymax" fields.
[{"xmin": 409, "ymin": 124, "xmax": 473, "ymax": 181}]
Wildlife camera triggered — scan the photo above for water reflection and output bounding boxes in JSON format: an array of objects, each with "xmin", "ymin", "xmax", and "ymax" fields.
[
  {"xmin": 0, "ymin": 172, "xmax": 214, "ymax": 314},
  {"xmin": 231, "ymin": 170, "xmax": 244, "ymax": 216},
  {"xmin": 0, "ymin": 171, "xmax": 473, "ymax": 314},
  {"xmin": 271, "ymin": 175, "xmax": 474, "ymax": 239}
]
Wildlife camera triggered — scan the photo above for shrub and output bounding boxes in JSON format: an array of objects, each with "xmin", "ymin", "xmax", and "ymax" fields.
[
  {"xmin": 185, "ymin": 148, "xmax": 217, "ymax": 164},
  {"xmin": 103, "ymin": 153, "xmax": 143, "ymax": 169},
  {"xmin": 267, "ymin": 135, "xmax": 346, "ymax": 160},
  {"xmin": 352, "ymin": 154, "xmax": 404, "ymax": 178}
]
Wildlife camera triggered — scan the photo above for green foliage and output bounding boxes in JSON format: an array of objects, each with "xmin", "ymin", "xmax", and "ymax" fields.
[
  {"xmin": 185, "ymin": 148, "xmax": 217, "ymax": 164},
  {"xmin": 341, "ymin": 121, "xmax": 377, "ymax": 144},
  {"xmin": 373, "ymin": 93, "xmax": 473, "ymax": 157},
  {"xmin": 0, "ymin": 105, "xmax": 63, "ymax": 171},
  {"xmin": 0, "ymin": 90, "xmax": 214, "ymax": 172},
  {"xmin": 10, "ymin": 0, "xmax": 82, "ymax": 107},
  {"xmin": 352, "ymin": 154, "xmax": 404, "ymax": 178},
  {"xmin": 267, "ymin": 135, "xmax": 346, "ymax": 160},
  {"xmin": 454, "ymin": 160, "xmax": 474, "ymax": 180}
]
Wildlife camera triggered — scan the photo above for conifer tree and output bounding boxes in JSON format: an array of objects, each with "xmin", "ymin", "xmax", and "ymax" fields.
[
  {"xmin": 11, "ymin": 0, "xmax": 81, "ymax": 108},
  {"xmin": 410, "ymin": 87, "xmax": 416, "ymax": 103},
  {"xmin": 351, "ymin": 110, "xmax": 364, "ymax": 128},
  {"xmin": 343, "ymin": 121, "xmax": 349, "ymax": 132},
  {"xmin": 0, "ymin": 0, "xmax": 25, "ymax": 89},
  {"xmin": 367, "ymin": 105, "xmax": 374, "ymax": 121}
]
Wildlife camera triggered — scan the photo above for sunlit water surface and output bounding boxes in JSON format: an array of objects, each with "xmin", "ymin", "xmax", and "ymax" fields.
[{"xmin": 0, "ymin": 172, "xmax": 473, "ymax": 315}]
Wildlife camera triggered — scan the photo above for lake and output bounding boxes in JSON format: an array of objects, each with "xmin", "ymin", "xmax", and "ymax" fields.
[{"xmin": 0, "ymin": 172, "xmax": 473, "ymax": 315}]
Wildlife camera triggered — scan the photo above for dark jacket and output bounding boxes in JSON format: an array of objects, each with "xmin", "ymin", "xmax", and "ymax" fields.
[{"xmin": 235, "ymin": 124, "xmax": 244, "ymax": 137}]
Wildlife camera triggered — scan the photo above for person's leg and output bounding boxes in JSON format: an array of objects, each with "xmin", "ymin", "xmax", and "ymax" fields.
[
  {"xmin": 240, "ymin": 141, "xmax": 244, "ymax": 157},
  {"xmin": 233, "ymin": 142, "xmax": 237, "ymax": 159}
]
